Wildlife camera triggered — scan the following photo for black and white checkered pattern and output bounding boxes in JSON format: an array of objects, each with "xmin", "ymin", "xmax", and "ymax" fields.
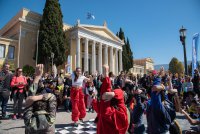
[{"xmin": 55, "ymin": 119, "xmax": 96, "ymax": 134}]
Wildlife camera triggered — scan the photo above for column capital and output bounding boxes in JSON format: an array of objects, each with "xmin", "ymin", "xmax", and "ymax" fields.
[
  {"xmin": 104, "ymin": 44, "xmax": 108, "ymax": 48},
  {"xmin": 92, "ymin": 40, "xmax": 96, "ymax": 44},
  {"xmin": 98, "ymin": 42, "xmax": 102, "ymax": 47},
  {"xmin": 84, "ymin": 37, "xmax": 88, "ymax": 41}
]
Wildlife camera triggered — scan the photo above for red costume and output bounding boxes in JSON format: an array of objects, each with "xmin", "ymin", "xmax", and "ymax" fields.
[
  {"xmin": 70, "ymin": 87, "xmax": 86, "ymax": 122},
  {"xmin": 93, "ymin": 77, "xmax": 129, "ymax": 134}
]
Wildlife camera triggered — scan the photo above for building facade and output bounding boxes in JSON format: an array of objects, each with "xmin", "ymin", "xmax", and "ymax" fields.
[
  {"xmin": 0, "ymin": 8, "xmax": 124, "ymax": 74},
  {"xmin": 131, "ymin": 58, "xmax": 154, "ymax": 74},
  {"xmin": 129, "ymin": 64, "xmax": 145, "ymax": 76},
  {"xmin": 0, "ymin": 37, "xmax": 18, "ymax": 70}
]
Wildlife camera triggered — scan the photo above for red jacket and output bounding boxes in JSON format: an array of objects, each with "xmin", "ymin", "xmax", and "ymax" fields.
[
  {"xmin": 93, "ymin": 77, "xmax": 128, "ymax": 134},
  {"xmin": 10, "ymin": 76, "xmax": 27, "ymax": 93}
]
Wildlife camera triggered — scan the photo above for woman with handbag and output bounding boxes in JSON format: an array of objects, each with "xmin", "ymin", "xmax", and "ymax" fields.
[{"xmin": 10, "ymin": 68, "xmax": 27, "ymax": 119}]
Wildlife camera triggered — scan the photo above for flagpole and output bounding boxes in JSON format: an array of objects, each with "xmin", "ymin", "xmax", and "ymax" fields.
[{"xmin": 36, "ymin": 30, "xmax": 39, "ymax": 66}]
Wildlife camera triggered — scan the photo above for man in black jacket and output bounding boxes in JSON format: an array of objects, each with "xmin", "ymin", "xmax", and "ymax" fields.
[{"xmin": 192, "ymin": 69, "xmax": 200, "ymax": 97}]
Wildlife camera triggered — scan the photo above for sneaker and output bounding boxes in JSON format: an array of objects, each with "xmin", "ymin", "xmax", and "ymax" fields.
[
  {"xmin": 2, "ymin": 115, "xmax": 10, "ymax": 120},
  {"xmin": 12, "ymin": 115, "xmax": 17, "ymax": 120},
  {"xmin": 79, "ymin": 119, "xmax": 83, "ymax": 123},
  {"xmin": 73, "ymin": 122, "xmax": 78, "ymax": 127}
]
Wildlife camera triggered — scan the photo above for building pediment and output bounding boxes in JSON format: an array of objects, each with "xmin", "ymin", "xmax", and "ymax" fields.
[
  {"xmin": 145, "ymin": 58, "xmax": 154, "ymax": 63},
  {"xmin": 79, "ymin": 24, "xmax": 124, "ymax": 45}
]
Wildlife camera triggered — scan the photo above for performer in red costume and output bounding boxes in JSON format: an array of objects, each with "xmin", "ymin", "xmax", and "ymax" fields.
[
  {"xmin": 93, "ymin": 65, "xmax": 129, "ymax": 134},
  {"xmin": 70, "ymin": 67, "xmax": 91, "ymax": 127}
]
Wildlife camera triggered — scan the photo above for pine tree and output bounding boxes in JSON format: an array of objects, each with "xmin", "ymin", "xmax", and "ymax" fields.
[
  {"xmin": 38, "ymin": 0, "xmax": 66, "ymax": 70},
  {"xmin": 118, "ymin": 28, "xmax": 125, "ymax": 40},
  {"xmin": 117, "ymin": 28, "xmax": 134, "ymax": 71},
  {"xmin": 126, "ymin": 38, "xmax": 133, "ymax": 69}
]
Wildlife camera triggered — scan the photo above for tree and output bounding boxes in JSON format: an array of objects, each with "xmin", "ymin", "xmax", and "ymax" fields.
[
  {"xmin": 169, "ymin": 57, "xmax": 184, "ymax": 74},
  {"xmin": 126, "ymin": 38, "xmax": 133, "ymax": 69},
  {"xmin": 23, "ymin": 65, "xmax": 35, "ymax": 77},
  {"xmin": 117, "ymin": 28, "xmax": 134, "ymax": 71},
  {"xmin": 38, "ymin": 0, "xmax": 66, "ymax": 70}
]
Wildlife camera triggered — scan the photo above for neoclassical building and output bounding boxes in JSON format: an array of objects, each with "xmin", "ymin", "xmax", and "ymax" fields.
[
  {"xmin": 132, "ymin": 58, "xmax": 154, "ymax": 74},
  {"xmin": 0, "ymin": 8, "xmax": 124, "ymax": 74}
]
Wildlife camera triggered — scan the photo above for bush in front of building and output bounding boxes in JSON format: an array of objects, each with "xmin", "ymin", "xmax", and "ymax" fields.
[{"xmin": 23, "ymin": 65, "xmax": 35, "ymax": 77}]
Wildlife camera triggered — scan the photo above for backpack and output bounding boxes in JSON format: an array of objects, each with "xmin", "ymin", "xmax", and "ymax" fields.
[{"xmin": 24, "ymin": 94, "xmax": 56, "ymax": 133}]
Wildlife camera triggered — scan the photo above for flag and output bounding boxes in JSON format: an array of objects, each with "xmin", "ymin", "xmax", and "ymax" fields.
[
  {"xmin": 87, "ymin": 12, "xmax": 95, "ymax": 20},
  {"xmin": 192, "ymin": 33, "xmax": 199, "ymax": 76}
]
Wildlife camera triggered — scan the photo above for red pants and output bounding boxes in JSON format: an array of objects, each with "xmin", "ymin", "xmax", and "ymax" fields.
[{"xmin": 70, "ymin": 87, "xmax": 86, "ymax": 122}]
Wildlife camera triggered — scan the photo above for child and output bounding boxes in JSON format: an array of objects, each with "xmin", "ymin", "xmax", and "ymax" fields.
[{"xmin": 86, "ymin": 81, "xmax": 97, "ymax": 112}]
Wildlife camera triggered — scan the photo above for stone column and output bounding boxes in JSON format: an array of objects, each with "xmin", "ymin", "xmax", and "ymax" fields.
[
  {"xmin": 109, "ymin": 46, "xmax": 113, "ymax": 72},
  {"xmin": 98, "ymin": 43, "xmax": 102, "ymax": 74},
  {"xmin": 119, "ymin": 49, "xmax": 123, "ymax": 71},
  {"xmin": 76, "ymin": 36, "xmax": 81, "ymax": 68},
  {"xmin": 92, "ymin": 41, "xmax": 96, "ymax": 74},
  {"xmin": 104, "ymin": 45, "xmax": 108, "ymax": 65},
  {"xmin": 84, "ymin": 38, "xmax": 88, "ymax": 72},
  {"xmin": 115, "ymin": 48, "xmax": 118, "ymax": 75}
]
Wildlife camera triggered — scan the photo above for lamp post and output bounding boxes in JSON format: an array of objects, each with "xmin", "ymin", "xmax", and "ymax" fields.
[
  {"xmin": 179, "ymin": 26, "xmax": 188, "ymax": 75},
  {"xmin": 51, "ymin": 52, "xmax": 54, "ymax": 67}
]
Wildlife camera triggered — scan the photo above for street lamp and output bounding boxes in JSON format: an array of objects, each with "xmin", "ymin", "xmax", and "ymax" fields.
[
  {"xmin": 179, "ymin": 26, "xmax": 188, "ymax": 75},
  {"xmin": 51, "ymin": 52, "xmax": 55, "ymax": 67}
]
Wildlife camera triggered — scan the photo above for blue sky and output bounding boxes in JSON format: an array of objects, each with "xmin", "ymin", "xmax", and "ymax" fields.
[{"xmin": 0, "ymin": 0, "xmax": 200, "ymax": 65}]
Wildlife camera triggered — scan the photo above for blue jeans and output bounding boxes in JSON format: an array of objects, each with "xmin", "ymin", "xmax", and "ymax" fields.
[
  {"xmin": 64, "ymin": 99, "xmax": 71, "ymax": 111},
  {"xmin": 0, "ymin": 91, "xmax": 9, "ymax": 117}
]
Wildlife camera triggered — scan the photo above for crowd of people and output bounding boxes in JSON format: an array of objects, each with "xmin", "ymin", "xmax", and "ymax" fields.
[{"xmin": 0, "ymin": 62, "xmax": 200, "ymax": 134}]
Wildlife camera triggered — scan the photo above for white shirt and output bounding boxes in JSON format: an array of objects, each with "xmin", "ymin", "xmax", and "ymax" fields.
[
  {"xmin": 86, "ymin": 86, "xmax": 97, "ymax": 96},
  {"xmin": 71, "ymin": 73, "xmax": 86, "ymax": 86}
]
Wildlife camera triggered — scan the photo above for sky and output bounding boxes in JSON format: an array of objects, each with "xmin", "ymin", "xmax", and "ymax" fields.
[{"xmin": 0, "ymin": 0, "xmax": 200, "ymax": 65}]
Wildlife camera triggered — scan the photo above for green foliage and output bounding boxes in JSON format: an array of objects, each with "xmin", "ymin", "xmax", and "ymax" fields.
[
  {"xmin": 38, "ymin": 0, "xmax": 66, "ymax": 68},
  {"xmin": 169, "ymin": 57, "xmax": 184, "ymax": 74},
  {"xmin": 23, "ymin": 65, "xmax": 35, "ymax": 76},
  {"xmin": 117, "ymin": 28, "xmax": 134, "ymax": 71}
]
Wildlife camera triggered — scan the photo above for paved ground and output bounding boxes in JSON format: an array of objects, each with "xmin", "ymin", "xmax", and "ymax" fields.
[{"xmin": 0, "ymin": 101, "xmax": 195, "ymax": 134}]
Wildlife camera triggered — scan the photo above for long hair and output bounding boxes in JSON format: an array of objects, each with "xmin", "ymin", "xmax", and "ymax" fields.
[
  {"xmin": 74, "ymin": 67, "xmax": 81, "ymax": 82},
  {"xmin": 15, "ymin": 67, "xmax": 21, "ymax": 77}
]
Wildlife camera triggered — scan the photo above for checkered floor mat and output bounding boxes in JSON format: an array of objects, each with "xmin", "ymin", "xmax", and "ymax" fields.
[{"xmin": 55, "ymin": 119, "xmax": 96, "ymax": 134}]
